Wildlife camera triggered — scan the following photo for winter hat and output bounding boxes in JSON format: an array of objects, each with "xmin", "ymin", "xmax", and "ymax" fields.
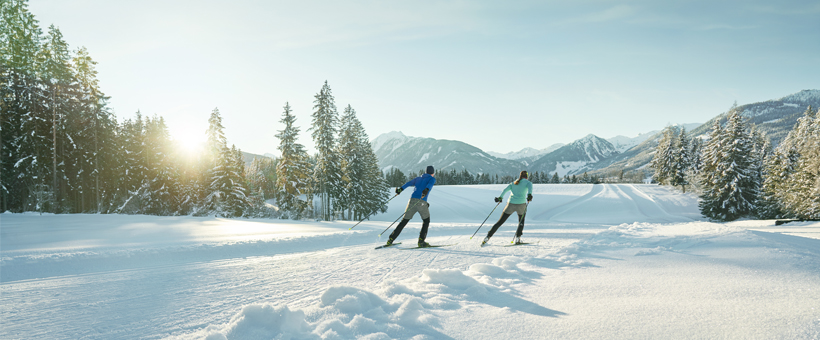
[{"xmin": 426, "ymin": 165, "xmax": 435, "ymax": 174}]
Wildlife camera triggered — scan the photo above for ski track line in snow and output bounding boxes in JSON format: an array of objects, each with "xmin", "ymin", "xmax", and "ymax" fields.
[
  {"xmin": 532, "ymin": 184, "xmax": 603, "ymax": 221},
  {"xmin": 624, "ymin": 184, "xmax": 690, "ymax": 222},
  {"xmin": 612, "ymin": 184, "xmax": 660, "ymax": 223}
]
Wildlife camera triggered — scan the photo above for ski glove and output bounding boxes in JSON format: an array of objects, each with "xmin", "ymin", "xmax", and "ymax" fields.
[
  {"xmin": 421, "ymin": 188, "xmax": 429, "ymax": 198},
  {"xmin": 396, "ymin": 187, "xmax": 403, "ymax": 194},
  {"xmin": 527, "ymin": 194, "xmax": 533, "ymax": 202},
  {"xmin": 494, "ymin": 197, "xmax": 502, "ymax": 203}
]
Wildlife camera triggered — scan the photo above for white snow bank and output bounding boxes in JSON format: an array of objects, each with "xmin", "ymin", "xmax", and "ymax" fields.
[
  {"xmin": 178, "ymin": 255, "xmax": 553, "ymax": 339},
  {"xmin": 203, "ymin": 305, "xmax": 312, "ymax": 340}
]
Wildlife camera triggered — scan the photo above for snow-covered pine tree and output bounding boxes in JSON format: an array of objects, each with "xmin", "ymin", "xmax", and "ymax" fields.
[
  {"xmin": 223, "ymin": 145, "xmax": 250, "ymax": 217},
  {"xmin": 117, "ymin": 112, "xmax": 149, "ymax": 213},
  {"xmin": 689, "ymin": 136, "xmax": 703, "ymax": 175},
  {"xmin": 275, "ymin": 102, "xmax": 312, "ymax": 219},
  {"xmin": 779, "ymin": 106, "xmax": 819, "ymax": 218},
  {"xmin": 336, "ymin": 105, "xmax": 388, "ymax": 221},
  {"xmin": 670, "ymin": 127, "xmax": 690, "ymax": 192},
  {"xmin": 698, "ymin": 109, "xmax": 759, "ymax": 221},
  {"xmin": 245, "ymin": 157, "xmax": 277, "ymax": 218},
  {"xmin": 39, "ymin": 25, "xmax": 82, "ymax": 212},
  {"xmin": 201, "ymin": 108, "xmax": 239, "ymax": 217},
  {"xmin": 141, "ymin": 116, "xmax": 179, "ymax": 215},
  {"xmin": 358, "ymin": 139, "xmax": 390, "ymax": 221},
  {"xmin": 650, "ymin": 126, "xmax": 677, "ymax": 185},
  {"xmin": 1, "ymin": 1, "xmax": 48, "ymax": 212},
  {"xmin": 246, "ymin": 157, "xmax": 276, "ymax": 201},
  {"xmin": 748, "ymin": 126, "xmax": 771, "ymax": 197},
  {"xmin": 336, "ymin": 105, "xmax": 361, "ymax": 220},
  {"xmin": 551, "ymin": 172, "xmax": 560, "ymax": 184},
  {"xmin": 72, "ymin": 46, "xmax": 117, "ymax": 213},
  {"xmin": 757, "ymin": 146, "xmax": 795, "ymax": 219},
  {"xmin": 309, "ymin": 81, "xmax": 342, "ymax": 220}
]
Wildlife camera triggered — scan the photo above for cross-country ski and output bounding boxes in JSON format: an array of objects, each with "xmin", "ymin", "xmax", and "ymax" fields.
[{"xmin": 374, "ymin": 242, "xmax": 402, "ymax": 249}]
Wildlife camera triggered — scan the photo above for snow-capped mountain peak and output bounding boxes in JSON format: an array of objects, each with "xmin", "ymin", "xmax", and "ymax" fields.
[
  {"xmin": 486, "ymin": 144, "xmax": 565, "ymax": 161},
  {"xmin": 371, "ymin": 131, "xmax": 523, "ymax": 175},
  {"xmin": 371, "ymin": 131, "xmax": 410, "ymax": 154},
  {"xmin": 777, "ymin": 89, "xmax": 820, "ymax": 103}
]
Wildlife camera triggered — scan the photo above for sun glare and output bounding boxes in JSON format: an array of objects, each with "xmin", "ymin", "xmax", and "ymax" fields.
[{"xmin": 170, "ymin": 126, "xmax": 206, "ymax": 155}]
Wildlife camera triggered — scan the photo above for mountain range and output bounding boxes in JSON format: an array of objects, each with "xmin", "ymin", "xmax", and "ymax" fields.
[{"xmin": 372, "ymin": 89, "xmax": 820, "ymax": 178}]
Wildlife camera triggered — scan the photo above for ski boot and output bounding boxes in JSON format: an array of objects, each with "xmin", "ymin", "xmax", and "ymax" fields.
[
  {"xmin": 385, "ymin": 237, "xmax": 395, "ymax": 247},
  {"xmin": 481, "ymin": 236, "xmax": 490, "ymax": 247},
  {"xmin": 514, "ymin": 236, "xmax": 523, "ymax": 245},
  {"xmin": 418, "ymin": 238, "xmax": 431, "ymax": 248}
]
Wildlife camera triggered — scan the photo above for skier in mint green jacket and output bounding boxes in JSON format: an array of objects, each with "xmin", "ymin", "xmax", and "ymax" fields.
[{"xmin": 482, "ymin": 170, "xmax": 533, "ymax": 246}]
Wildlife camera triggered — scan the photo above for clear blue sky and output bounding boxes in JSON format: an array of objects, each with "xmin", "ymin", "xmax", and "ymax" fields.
[{"xmin": 29, "ymin": 0, "xmax": 820, "ymax": 156}]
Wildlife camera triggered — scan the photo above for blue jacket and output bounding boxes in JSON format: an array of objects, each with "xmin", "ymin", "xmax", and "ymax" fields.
[{"xmin": 402, "ymin": 174, "xmax": 436, "ymax": 201}]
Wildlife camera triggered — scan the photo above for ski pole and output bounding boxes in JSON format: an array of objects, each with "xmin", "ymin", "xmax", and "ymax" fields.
[
  {"xmin": 470, "ymin": 201, "xmax": 502, "ymax": 239},
  {"xmin": 379, "ymin": 198, "xmax": 424, "ymax": 237},
  {"xmin": 349, "ymin": 194, "xmax": 399, "ymax": 230}
]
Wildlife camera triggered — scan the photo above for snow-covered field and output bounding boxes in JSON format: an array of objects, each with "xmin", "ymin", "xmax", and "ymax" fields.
[{"xmin": 2, "ymin": 184, "xmax": 819, "ymax": 339}]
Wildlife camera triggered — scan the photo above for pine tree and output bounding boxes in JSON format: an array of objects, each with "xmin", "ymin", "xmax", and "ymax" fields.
[
  {"xmin": 757, "ymin": 146, "xmax": 794, "ymax": 219},
  {"xmin": 698, "ymin": 110, "xmax": 759, "ymax": 221},
  {"xmin": 336, "ymin": 105, "xmax": 360, "ymax": 219},
  {"xmin": 245, "ymin": 156, "xmax": 277, "ymax": 218},
  {"xmin": 141, "ymin": 116, "xmax": 179, "ymax": 215},
  {"xmin": 201, "ymin": 108, "xmax": 248, "ymax": 217},
  {"xmin": 1, "ymin": 0, "xmax": 47, "ymax": 212},
  {"xmin": 650, "ymin": 126, "xmax": 677, "ymax": 185},
  {"xmin": 246, "ymin": 157, "xmax": 277, "ymax": 200},
  {"xmin": 39, "ymin": 25, "xmax": 80, "ymax": 211},
  {"xmin": 689, "ymin": 136, "xmax": 703, "ymax": 175},
  {"xmin": 778, "ymin": 106, "xmax": 819, "ymax": 218},
  {"xmin": 669, "ymin": 127, "xmax": 690, "ymax": 192},
  {"xmin": 117, "ymin": 112, "xmax": 149, "ymax": 213},
  {"xmin": 71, "ymin": 46, "xmax": 116, "ymax": 213},
  {"xmin": 309, "ymin": 81, "xmax": 342, "ymax": 220},
  {"xmin": 385, "ymin": 168, "xmax": 406, "ymax": 187},
  {"xmin": 275, "ymin": 102, "xmax": 311, "ymax": 219},
  {"xmin": 224, "ymin": 145, "xmax": 250, "ymax": 217},
  {"xmin": 336, "ymin": 105, "xmax": 390, "ymax": 220}
]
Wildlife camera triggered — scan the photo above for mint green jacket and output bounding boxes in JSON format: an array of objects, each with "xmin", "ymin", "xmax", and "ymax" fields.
[{"xmin": 499, "ymin": 179, "xmax": 533, "ymax": 204}]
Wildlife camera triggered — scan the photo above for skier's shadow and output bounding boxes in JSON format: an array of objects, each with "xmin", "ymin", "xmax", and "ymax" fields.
[{"xmin": 463, "ymin": 285, "xmax": 566, "ymax": 318}]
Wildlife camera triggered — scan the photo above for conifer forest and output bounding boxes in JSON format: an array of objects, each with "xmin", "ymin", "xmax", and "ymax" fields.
[{"xmin": 1, "ymin": 1, "xmax": 389, "ymax": 220}]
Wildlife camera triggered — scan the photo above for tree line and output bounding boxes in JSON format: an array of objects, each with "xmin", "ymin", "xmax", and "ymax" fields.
[
  {"xmin": 650, "ymin": 104, "xmax": 819, "ymax": 221},
  {"xmin": 383, "ymin": 167, "xmax": 624, "ymax": 187},
  {"xmin": 1, "ymin": 1, "xmax": 389, "ymax": 220}
]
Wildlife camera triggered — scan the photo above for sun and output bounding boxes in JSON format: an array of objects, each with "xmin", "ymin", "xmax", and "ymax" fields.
[{"xmin": 168, "ymin": 124, "xmax": 206, "ymax": 155}]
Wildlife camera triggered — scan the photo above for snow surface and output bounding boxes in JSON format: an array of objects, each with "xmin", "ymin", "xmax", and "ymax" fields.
[{"xmin": 2, "ymin": 184, "xmax": 819, "ymax": 339}]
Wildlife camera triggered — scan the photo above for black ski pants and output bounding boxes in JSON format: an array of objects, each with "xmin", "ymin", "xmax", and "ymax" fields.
[
  {"xmin": 486, "ymin": 212, "xmax": 526, "ymax": 239},
  {"xmin": 389, "ymin": 218, "xmax": 430, "ymax": 241}
]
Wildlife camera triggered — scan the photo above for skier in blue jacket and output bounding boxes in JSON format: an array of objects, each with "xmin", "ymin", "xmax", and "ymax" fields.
[
  {"xmin": 482, "ymin": 170, "xmax": 533, "ymax": 246},
  {"xmin": 385, "ymin": 165, "xmax": 437, "ymax": 248}
]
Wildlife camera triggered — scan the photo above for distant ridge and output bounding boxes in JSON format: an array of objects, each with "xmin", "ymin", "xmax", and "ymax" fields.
[
  {"xmin": 371, "ymin": 131, "xmax": 524, "ymax": 175},
  {"xmin": 370, "ymin": 90, "xmax": 818, "ymax": 178}
]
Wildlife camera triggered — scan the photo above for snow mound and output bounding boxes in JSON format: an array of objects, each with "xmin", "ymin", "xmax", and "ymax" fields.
[
  {"xmin": 203, "ymin": 304, "xmax": 312, "ymax": 340},
  {"xmin": 187, "ymin": 256, "xmax": 541, "ymax": 339}
]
